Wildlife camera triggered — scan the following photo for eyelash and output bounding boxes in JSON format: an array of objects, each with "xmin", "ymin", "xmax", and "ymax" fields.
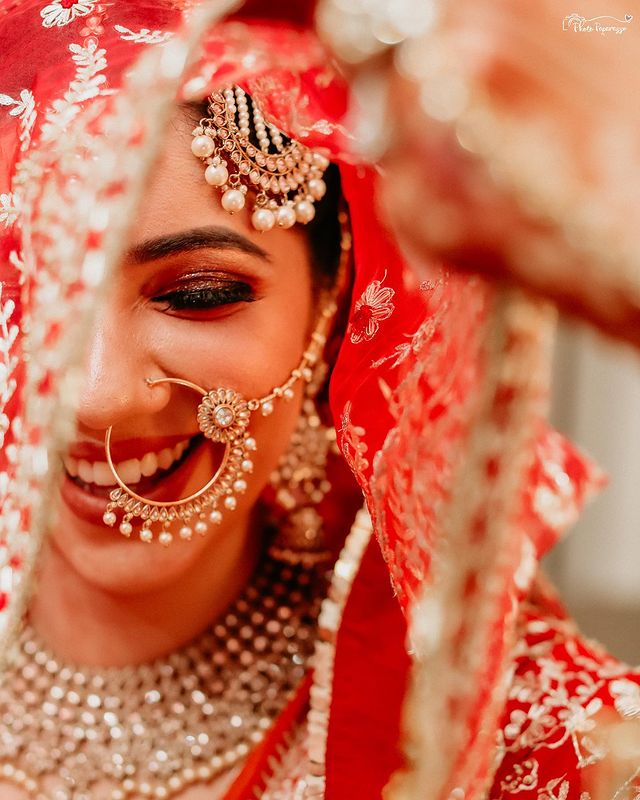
[{"xmin": 152, "ymin": 282, "xmax": 256, "ymax": 312}]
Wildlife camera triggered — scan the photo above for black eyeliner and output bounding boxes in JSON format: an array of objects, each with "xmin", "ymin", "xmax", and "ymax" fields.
[{"xmin": 152, "ymin": 282, "xmax": 256, "ymax": 311}]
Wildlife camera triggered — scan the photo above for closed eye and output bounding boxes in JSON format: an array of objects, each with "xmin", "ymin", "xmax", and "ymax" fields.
[{"xmin": 152, "ymin": 282, "xmax": 256, "ymax": 312}]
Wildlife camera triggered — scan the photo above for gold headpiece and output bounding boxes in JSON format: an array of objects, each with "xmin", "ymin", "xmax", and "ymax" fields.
[{"xmin": 191, "ymin": 86, "xmax": 330, "ymax": 231}]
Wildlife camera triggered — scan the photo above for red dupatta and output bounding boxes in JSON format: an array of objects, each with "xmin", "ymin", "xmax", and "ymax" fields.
[{"xmin": 0, "ymin": 3, "xmax": 604, "ymax": 798}]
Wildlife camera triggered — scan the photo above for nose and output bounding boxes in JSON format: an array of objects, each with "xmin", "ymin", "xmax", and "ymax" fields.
[{"xmin": 75, "ymin": 304, "xmax": 170, "ymax": 433}]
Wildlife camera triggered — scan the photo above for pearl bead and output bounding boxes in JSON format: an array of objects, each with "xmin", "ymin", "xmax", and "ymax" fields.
[
  {"xmin": 140, "ymin": 529, "xmax": 153, "ymax": 543},
  {"xmin": 103, "ymin": 511, "xmax": 116, "ymax": 526},
  {"xmin": 204, "ymin": 163, "xmax": 228, "ymax": 186},
  {"xmin": 191, "ymin": 135, "xmax": 215, "ymax": 158},
  {"xmin": 241, "ymin": 459, "xmax": 254, "ymax": 473},
  {"xmin": 245, "ymin": 437, "xmax": 257, "ymax": 451},
  {"xmin": 313, "ymin": 152, "xmax": 330, "ymax": 170},
  {"xmin": 233, "ymin": 479, "xmax": 247, "ymax": 494},
  {"xmin": 119, "ymin": 521, "xmax": 133, "ymax": 537},
  {"xmin": 261, "ymin": 401, "xmax": 274, "ymax": 416},
  {"xmin": 308, "ymin": 178, "xmax": 327, "ymax": 200},
  {"xmin": 209, "ymin": 510, "xmax": 222, "ymax": 524},
  {"xmin": 295, "ymin": 200, "xmax": 315, "ymax": 224},
  {"xmin": 251, "ymin": 207, "xmax": 275, "ymax": 232},
  {"xmin": 276, "ymin": 204, "xmax": 296, "ymax": 229},
  {"xmin": 178, "ymin": 526, "xmax": 192, "ymax": 541},
  {"xmin": 283, "ymin": 387, "xmax": 295, "ymax": 400},
  {"xmin": 221, "ymin": 189, "xmax": 245, "ymax": 213},
  {"xmin": 159, "ymin": 531, "xmax": 173, "ymax": 546},
  {"xmin": 224, "ymin": 495, "xmax": 237, "ymax": 511},
  {"xmin": 194, "ymin": 520, "xmax": 208, "ymax": 536}
]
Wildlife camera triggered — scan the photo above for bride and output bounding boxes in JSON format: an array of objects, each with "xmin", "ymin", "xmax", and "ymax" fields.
[{"xmin": 0, "ymin": 2, "xmax": 639, "ymax": 798}]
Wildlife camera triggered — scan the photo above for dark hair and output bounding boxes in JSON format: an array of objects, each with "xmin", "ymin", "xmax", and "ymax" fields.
[
  {"xmin": 182, "ymin": 100, "xmax": 343, "ymax": 288},
  {"xmin": 305, "ymin": 162, "xmax": 342, "ymax": 287}
]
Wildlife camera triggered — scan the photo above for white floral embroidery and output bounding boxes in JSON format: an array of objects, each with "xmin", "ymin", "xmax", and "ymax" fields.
[
  {"xmin": 0, "ymin": 194, "xmax": 17, "ymax": 228},
  {"xmin": 339, "ymin": 401, "xmax": 369, "ymax": 481},
  {"xmin": 38, "ymin": 40, "xmax": 108, "ymax": 143},
  {"xmin": 370, "ymin": 316, "xmax": 439, "ymax": 370},
  {"xmin": 610, "ymin": 679, "xmax": 640, "ymax": 719},
  {"xmin": 8, "ymin": 251, "xmax": 26, "ymax": 287},
  {"xmin": 538, "ymin": 777, "xmax": 570, "ymax": 800},
  {"xmin": 499, "ymin": 758, "xmax": 539, "ymax": 793},
  {"xmin": 348, "ymin": 273, "xmax": 395, "ymax": 345},
  {"xmin": 0, "ymin": 288, "xmax": 19, "ymax": 452},
  {"xmin": 40, "ymin": 0, "xmax": 96, "ymax": 28},
  {"xmin": 0, "ymin": 90, "xmax": 37, "ymax": 150},
  {"xmin": 114, "ymin": 25, "xmax": 172, "ymax": 45}
]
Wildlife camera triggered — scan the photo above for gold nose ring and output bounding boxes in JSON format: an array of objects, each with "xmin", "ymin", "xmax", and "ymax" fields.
[{"xmin": 101, "ymin": 299, "xmax": 337, "ymax": 546}]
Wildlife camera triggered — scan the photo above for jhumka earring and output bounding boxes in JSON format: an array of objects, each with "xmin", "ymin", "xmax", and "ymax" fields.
[
  {"xmin": 267, "ymin": 356, "xmax": 336, "ymax": 566},
  {"xmin": 267, "ymin": 207, "xmax": 352, "ymax": 565},
  {"xmin": 101, "ymin": 297, "xmax": 338, "ymax": 546},
  {"xmin": 190, "ymin": 85, "xmax": 330, "ymax": 231}
]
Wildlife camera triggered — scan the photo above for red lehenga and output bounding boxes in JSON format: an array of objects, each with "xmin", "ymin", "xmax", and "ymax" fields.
[{"xmin": 1, "ymin": 2, "xmax": 639, "ymax": 799}]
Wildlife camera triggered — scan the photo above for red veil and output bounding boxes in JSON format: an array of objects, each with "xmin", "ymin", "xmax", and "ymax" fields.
[{"xmin": 0, "ymin": 3, "xmax": 626, "ymax": 799}]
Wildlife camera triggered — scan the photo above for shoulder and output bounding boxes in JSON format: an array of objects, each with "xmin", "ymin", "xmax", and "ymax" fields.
[{"xmin": 490, "ymin": 579, "xmax": 640, "ymax": 799}]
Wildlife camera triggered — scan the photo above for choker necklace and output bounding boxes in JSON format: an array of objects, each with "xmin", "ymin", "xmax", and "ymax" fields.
[{"xmin": 0, "ymin": 556, "xmax": 326, "ymax": 800}]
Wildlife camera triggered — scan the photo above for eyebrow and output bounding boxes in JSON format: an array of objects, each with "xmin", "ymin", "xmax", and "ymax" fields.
[{"xmin": 127, "ymin": 225, "xmax": 271, "ymax": 264}]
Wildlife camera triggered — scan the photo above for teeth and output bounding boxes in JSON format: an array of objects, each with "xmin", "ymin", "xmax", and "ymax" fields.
[
  {"xmin": 66, "ymin": 457, "xmax": 79, "ymax": 477},
  {"xmin": 119, "ymin": 459, "xmax": 142, "ymax": 485},
  {"xmin": 158, "ymin": 448, "xmax": 174, "ymax": 470},
  {"xmin": 140, "ymin": 452, "xmax": 158, "ymax": 477},
  {"xmin": 63, "ymin": 438, "xmax": 192, "ymax": 488},
  {"xmin": 93, "ymin": 463, "xmax": 114, "ymax": 486},
  {"xmin": 78, "ymin": 460, "xmax": 94, "ymax": 483}
]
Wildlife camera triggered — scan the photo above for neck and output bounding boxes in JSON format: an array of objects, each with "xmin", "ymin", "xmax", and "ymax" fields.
[{"xmin": 29, "ymin": 518, "xmax": 260, "ymax": 668}]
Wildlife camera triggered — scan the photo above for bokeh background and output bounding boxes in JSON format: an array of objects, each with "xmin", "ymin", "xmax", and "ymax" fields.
[{"xmin": 547, "ymin": 325, "xmax": 640, "ymax": 663}]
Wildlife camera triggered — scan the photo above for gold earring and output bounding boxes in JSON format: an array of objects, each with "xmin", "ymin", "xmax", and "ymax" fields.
[
  {"xmin": 102, "ymin": 299, "xmax": 337, "ymax": 547},
  {"xmin": 267, "ymin": 342, "xmax": 335, "ymax": 565}
]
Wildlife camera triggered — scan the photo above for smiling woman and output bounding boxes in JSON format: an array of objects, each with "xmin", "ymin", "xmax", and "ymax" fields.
[{"xmin": 40, "ymin": 101, "xmax": 340, "ymax": 654}]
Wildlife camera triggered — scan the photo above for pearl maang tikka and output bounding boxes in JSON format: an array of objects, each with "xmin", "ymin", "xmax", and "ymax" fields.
[
  {"xmin": 102, "ymin": 297, "xmax": 339, "ymax": 546},
  {"xmin": 191, "ymin": 86, "xmax": 330, "ymax": 231}
]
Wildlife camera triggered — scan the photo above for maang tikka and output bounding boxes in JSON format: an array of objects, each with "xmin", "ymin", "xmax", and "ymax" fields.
[{"xmin": 190, "ymin": 85, "xmax": 331, "ymax": 231}]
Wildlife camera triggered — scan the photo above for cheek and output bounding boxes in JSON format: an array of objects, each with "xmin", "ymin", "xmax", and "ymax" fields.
[
  {"xmin": 153, "ymin": 288, "xmax": 314, "ymax": 508},
  {"xmin": 149, "ymin": 291, "xmax": 313, "ymax": 399}
]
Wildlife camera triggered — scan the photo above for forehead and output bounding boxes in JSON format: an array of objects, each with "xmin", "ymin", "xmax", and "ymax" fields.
[{"xmin": 128, "ymin": 106, "xmax": 309, "ymax": 262}]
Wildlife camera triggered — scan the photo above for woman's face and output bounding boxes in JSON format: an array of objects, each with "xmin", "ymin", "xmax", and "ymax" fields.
[{"xmin": 52, "ymin": 109, "xmax": 316, "ymax": 594}]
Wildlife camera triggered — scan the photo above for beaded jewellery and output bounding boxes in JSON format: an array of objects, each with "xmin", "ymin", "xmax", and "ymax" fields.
[{"xmin": 102, "ymin": 88, "xmax": 349, "ymax": 546}]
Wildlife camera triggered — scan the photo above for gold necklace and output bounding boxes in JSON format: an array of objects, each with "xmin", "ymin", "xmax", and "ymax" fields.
[{"xmin": 0, "ymin": 556, "xmax": 326, "ymax": 800}]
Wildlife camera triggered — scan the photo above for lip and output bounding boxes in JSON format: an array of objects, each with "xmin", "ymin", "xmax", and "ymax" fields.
[
  {"xmin": 67, "ymin": 433, "xmax": 198, "ymax": 463},
  {"xmin": 60, "ymin": 435, "xmax": 215, "ymax": 528}
]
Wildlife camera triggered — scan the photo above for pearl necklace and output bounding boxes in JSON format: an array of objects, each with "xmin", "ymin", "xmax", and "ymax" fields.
[{"xmin": 0, "ymin": 557, "xmax": 326, "ymax": 800}]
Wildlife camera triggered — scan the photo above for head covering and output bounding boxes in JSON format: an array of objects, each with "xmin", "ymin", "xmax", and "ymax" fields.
[{"xmin": 0, "ymin": 3, "xmax": 603, "ymax": 798}]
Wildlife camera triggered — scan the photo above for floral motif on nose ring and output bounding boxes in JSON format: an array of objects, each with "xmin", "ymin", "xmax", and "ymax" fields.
[{"xmin": 197, "ymin": 389, "xmax": 251, "ymax": 443}]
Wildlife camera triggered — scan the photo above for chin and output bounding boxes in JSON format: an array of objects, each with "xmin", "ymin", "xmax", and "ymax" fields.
[
  {"xmin": 48, "ymin": 439, "xmax": 227, "ymax": 592},
  {"xmin": 49, "ymin": 494, "xmax": 233, "ymax": 596}
]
